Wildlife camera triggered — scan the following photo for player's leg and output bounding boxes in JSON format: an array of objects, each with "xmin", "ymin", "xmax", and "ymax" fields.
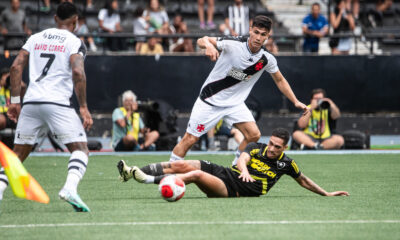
[
  {"xmin": 231, "ymin": 128, "xmax": 244, "ymax": 144},
  {"xmin": 130, "ymin": 166, "xmax": 229, "ymax": 197},
  {"xmin": 170, "ymin": 99, "xmax": 223, "ymax": 161},
  {"xmin": 170, "ymin": 132, "xmax": 199, "ymax": 161},
  {"xmin": 46, "ymin": 105, "xmax": 90, "ymax": 212},
  {"xmin": 118, "ymin": 159, "xmax": 201, "ymax": 182},
  {"xmin": 225, "ymin": 103, "xmax": 259, "ymax": 164},
  {"xmin": 321, "ymin": 134, "xmax": 344, "ymax": 149},
  {"xmin": 178, "ymin": 170, "xmax": 228, "ymax": 197}
]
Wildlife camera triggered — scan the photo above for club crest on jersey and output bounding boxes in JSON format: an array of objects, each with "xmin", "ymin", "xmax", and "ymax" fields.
[
  {"xmin": 255, "ymin": 60, "xmax": 264, "ymax": 71},
  {"xmin": 196, "ymin": 124, "xmax": 205, "ymax": 133},
  {"xmin": 277, "ymin": 161, "xmax": 286, "ymax": 169},
  {"xmin": 43, "ymin": 32, "xmax": 66, "ymax": 43},
  {"xmin": 227, "ymin": 68, "xmax": 252, "ymax": 82}
]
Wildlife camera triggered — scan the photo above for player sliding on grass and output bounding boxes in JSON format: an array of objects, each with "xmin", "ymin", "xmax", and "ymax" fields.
[
  {"xmin": 0, "ymin": 2, "xmax": 92, "ymax": 212},
  {"xmin": 169, "ymin": 15, "xmax": 308, "ymax": 164},
  {"xmin": 118, "ymin": 128, "xmax": 349, "ymax": 198}
]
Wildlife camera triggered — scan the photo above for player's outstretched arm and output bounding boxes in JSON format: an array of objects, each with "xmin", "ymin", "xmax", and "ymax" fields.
[
  {"xmin": 295, "ymin": 173, "xmax": 349, "ymax": 196},
  {"xmin": 237, "ymin": 152, "xmax": 255, "ymax": 182},
  {"xmin": 8, "ymin": 49, "xmax": 29, "ymax": 122},
  {"xmin": 70, "ymin": 53, "xmax": 93, "ymax": 130},
  {"xmin": 270, "ymin": 71, "xmax": 309, "ymax": 115},
  {"xmin": 197, "ymin": 36, "xmax": 219, "ymax": 61}
]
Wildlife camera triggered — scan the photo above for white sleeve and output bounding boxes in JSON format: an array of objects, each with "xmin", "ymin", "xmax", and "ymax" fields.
[
  {"xmin": 116, "ymin": 14, "xmax": 121, "ymax": 23},
  {"xmin": 70, "ymin": 38, "xmax": 87, "ymax": 58},
  {"xmin": 98, "ymin": 9, "xmax": 106, "ymax": 21},
  {"xmin": 21, "ymin": 35, "xmax": 34, "ymax": 52},
  {"xmin": 264, "ymin": 54, "xmax": 279, "ymax": 73}
]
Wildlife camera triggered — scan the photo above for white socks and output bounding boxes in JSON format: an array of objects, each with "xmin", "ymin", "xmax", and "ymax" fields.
[
  {"xmin": 169, "ymin": 152, "xmax": 183, "ymax": 162},
  {"xmin": 232, "ymin": 150, "xmax": 242, "ymax": 166},
  {"xmin": 62, "ymin": 151, "xmax": 88, "ymax": 194},
  {"xmin": 0, "ymin": 168, "xmax": 8, "ymax": 200}
]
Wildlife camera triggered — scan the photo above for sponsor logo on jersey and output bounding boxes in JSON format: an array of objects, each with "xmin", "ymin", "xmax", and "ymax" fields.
[
  {"xmin": 227, "ymin": 67, "xmax": 252, "ymax": 82},
  {"xmin": 43, "ymin": 32, "xmax": 66, "ymax": 43}
]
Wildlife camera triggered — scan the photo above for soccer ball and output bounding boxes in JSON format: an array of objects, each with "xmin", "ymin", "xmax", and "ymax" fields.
[{"xmin": 158, "ymin": 175, "xmax": 186, "ymax": 202}]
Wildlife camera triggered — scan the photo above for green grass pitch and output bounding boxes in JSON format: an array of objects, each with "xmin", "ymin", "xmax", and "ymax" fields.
[{"xmin": 0, "ymin": 153, "xmax": 399, "ymax": 240}]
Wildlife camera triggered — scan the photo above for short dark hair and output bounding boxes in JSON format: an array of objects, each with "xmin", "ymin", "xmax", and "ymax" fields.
[
  {"xmin": 311, "ymin": 88, "xmax": 327, "ymax": 99},
  {"xmin": 312, "ymin": 2, "xmax": 321, "ymax": 8},
  {"xmin": 56, "ymin": 2, "xmax": 78, "ymax": 20},
  {"xmin": 252, "ymin": 15, "xmax": 272, "ymax": 32},
  {"xmin": 271, "ymin": 128, "xmax": 290, "ymax": 145}
]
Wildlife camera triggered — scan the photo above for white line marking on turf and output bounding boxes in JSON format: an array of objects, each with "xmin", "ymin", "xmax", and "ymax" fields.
[{"xmin": 1, "ymin": 220, "xmax": 400, "ymax": 228}]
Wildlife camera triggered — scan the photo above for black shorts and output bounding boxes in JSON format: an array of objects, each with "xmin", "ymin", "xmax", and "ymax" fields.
[{"xmin": 200, "ymin": 160, "xmax": 262, "ymax": 197}]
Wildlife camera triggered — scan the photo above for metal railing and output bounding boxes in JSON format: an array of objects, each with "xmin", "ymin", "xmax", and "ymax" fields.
[{"xmin": 1, "ymin": 32, "xmax": 400, "ymax": 55}]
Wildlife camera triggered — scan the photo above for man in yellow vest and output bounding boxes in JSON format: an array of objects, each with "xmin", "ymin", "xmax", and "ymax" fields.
[
  {"xmin": 0, "ymin": 67, "xmax": 26, "ymax": 131},
  {"xmin": 112, "ymin": 90, "xmax": 159, "ymax": 151},
  {"xmin": 292, "ymin": 88, "xmax": 344, "ymax": 150}
]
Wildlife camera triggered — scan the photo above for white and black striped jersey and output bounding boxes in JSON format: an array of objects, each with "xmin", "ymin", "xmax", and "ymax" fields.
[
  {"xmin": 22, "ymin": 28, "xmax": 87, "ymax": 106},
  {"xmin": 199, "ymin": 36, "xmax": 278, "ymax": 107}
]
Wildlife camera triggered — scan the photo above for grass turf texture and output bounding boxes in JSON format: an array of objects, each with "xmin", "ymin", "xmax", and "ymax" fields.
[{"xmin": 0, "ymin": 154, "xmax": 399, "ymax": 240}]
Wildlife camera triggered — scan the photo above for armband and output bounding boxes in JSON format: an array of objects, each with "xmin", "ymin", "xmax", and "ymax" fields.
[{"xmin": 11, "ymin": 96, "xmax": 21, "ymax": 104}]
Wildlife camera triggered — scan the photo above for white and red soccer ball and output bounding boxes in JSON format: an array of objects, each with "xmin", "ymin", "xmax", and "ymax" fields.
[{"xmin": 158, "ymin": 175, "xmax": 186, "ymax": 202}]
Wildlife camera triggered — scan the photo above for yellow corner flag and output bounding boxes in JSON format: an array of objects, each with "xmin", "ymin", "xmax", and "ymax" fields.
[{"xmin": 0, "ymin": 141, "xmax": 49, "ymax": 204}]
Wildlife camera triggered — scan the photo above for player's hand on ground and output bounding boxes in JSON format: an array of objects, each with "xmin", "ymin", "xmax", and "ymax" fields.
[
  {"xmin": 238, "ymin": 172, "xmax": 255, "ymax": 183},
  {"xmin": 327, "ymin": 191, "xmax": 350, "ymax": 196},
  {"xmin": 7, "ymin": 103, "xmax": 21, "ymax": 123},
  {"xmin": 205, "ymin": 45, "xmax": 219, "ymax": 61},
  {"xmin": 80, "ymin": 106, "xmax": 93, "ymax": 131}
]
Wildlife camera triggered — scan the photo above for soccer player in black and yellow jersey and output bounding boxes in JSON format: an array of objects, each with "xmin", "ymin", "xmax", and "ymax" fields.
[{"xmin": 118, "ymin": 128, "xmax": 349, "ymax": 197}]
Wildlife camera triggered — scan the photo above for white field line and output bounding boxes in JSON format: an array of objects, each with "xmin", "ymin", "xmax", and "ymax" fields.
[{"xmin": 1, "ymin": 220, "xmax": 400, "ymax": 228}]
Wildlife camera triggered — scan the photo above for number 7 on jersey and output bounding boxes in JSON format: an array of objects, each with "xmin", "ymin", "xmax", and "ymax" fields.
[{"xmin": 35, "ymin": 53, "xmax": 55, "ymax": 82}]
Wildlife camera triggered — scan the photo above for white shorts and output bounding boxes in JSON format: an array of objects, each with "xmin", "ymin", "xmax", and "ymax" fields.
[
  {"xmin": 186, "ymin": 98, "xmax": 255, "ymax": 137},
  {"xmin": 14, "ymin": 104, "xmax": 87, "ymax": 145}
]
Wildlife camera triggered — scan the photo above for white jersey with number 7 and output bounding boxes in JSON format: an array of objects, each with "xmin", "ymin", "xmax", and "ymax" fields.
[{"xmin": 21, "ymin": 28, "xmax": 87, "ymax": 106}]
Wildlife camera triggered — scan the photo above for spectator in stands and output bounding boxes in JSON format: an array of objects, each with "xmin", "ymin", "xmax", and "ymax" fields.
[
  {"xmin": 198, "ymin": 0, "xmax": 215, "ymax": 29},
  {"xmin": 98, "ymin": 0, "xmax": 126, "ymax": 51},
  {"xmin": 264, "ymin": 36, "xmax": 279, "ymax": 54},
  {"xmin": 368, "ymin": 0, "xmax": 393, "ymax": 27},
  {"xmin": 133, "ymin": 7, "xmax": 149, "ymax": 53},
  {"xmin": 143, "ymin": 0, "xmax": 170, "ymax": 35},
  {"xmin": 301, "ymin": 2, "xmax": 328, "ymax": 53},
  {"xmin": 345, "ymin": 0, "xmax": 359, "ymax": 20},
  {"xmin": 0, "ymin": 68, "xmax": 26, "ymax": 131},
  {"xmin": 169, "ymin": 14, "xmax": 194, "ymax": 52},
  {"xmin": 112, "ymin": 90, "xmax": 159, "ymax": 151},
  {"xmin": 140, "ymin": 36, "xmax": 164, "ymax": 55},
  {"xmin": 0, "ymin": 0, "xmax": 32, "ymax": 51},
  {"xmin": 292, "ymin": 88, "xmax": 344, "ymax": 150},
  {"xmin": 42, "ymin": 0, "xmax": 93, "ymax": 11},
  {"xmin": 75, "ymin": 14, "xmax": 97, "ymax": 52},
  {"xmin": 329, "ymin": 0, "xmax": 355, "ymax": 55},
  {"xmin": 219, "ymin": 0, "xmax": 252, "ymax": 36}
]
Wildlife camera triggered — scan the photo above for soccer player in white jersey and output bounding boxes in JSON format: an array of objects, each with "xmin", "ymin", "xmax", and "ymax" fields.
[
  {"xmin": 0, "ymin": 2, "xmax": 93, "ymax": 212},
  {"xmin": 169, "ymin": 15, "xmax": 309, "ymax": 164}
]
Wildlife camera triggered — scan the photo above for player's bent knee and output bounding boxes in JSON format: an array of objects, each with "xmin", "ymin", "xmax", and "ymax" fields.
[{"xmin": 246, "ymin": 131, "xmax": 261, "ymax": 142}]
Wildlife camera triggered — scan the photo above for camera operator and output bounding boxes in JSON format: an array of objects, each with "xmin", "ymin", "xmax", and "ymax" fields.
[
  {"xmin": 292, "ymin": 88, "xmax": 344, "ymax": 150},
  {"xmin": 112, "ymin": 90, "xmax": 159, "ymax": 151}
]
